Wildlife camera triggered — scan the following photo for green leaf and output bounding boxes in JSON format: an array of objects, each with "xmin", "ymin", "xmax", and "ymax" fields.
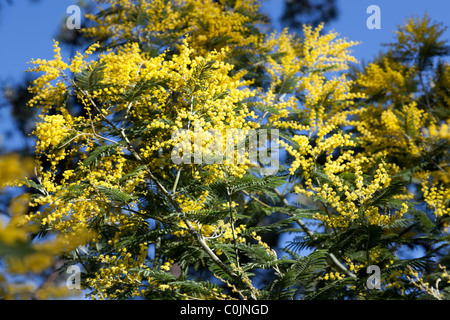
[
  {"xmin": 133, "ymin": 268, "xmax": 176, "ymax": 282},
  {"xmin": 21, "ymin": 178, "xmax": 44, "ymax": 193},
  {"xmin": 49, "ymin": 131, "xmax": 78, "ymax": 155},
  {"xmin": 292, "ymin": 249, "xmax": 328, "ymax": 281},
  {"xmin": 118, "ymin": 164, "xmax": 146, "ymax": 183},
  {"xmin": 245, "ymin": 216, "xmax": 297, "ymax": 235},
  {"xmin": 212, "ymin": 90, "xmax": 229, "ymax": 101},
  {"xmin": 96, "ymin": 185, "xmax": 137, "ymax": 203},
  {"xmin": 59, "ymin": 184, "xmax": 85, "ymax": 202},
  {"xmin": 82, "ymin": 143, "xmax": 122, "ymax": 168},
  {"xmin": 178, "ymin": 208, "xmax": 230, "ymax": 225},
  {"xmin": 120, "ymin": 78, "xmax": 164, "ymax": 103},
  {"xmin": 304, "ymin": 277, "xmax": 356, "ymax": 300},
  {"xmin": 276, "ymin": 75, "xmax": 297, "ymax": 95},
  {"xmin": 229, "ymin": 174, "xmax": 286, "ymax": 194},
  {"xmin": 74, "ymin": 61, "xmax": 107, "ymax": 94},
  {"xmin": 410, "ymin": 208, "xmax": 435, "ymax": 232}
]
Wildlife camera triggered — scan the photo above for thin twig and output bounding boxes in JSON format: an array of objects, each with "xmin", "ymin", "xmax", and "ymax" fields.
[{"xmin": 226, "ymin": 186, "xmax": 240, "ymax": 269}]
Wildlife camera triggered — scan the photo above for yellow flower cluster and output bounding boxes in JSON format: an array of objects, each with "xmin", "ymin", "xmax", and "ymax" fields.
[
  {"xmin": 14, "ymin": 0, "xmax": 448, "ymax": 300},
  {"xmin": 0, "ymin": 154, "xmax": 34, "ymax": 189},
  {"xmin": 319, "ymin": 271, "xmax": 345, "ymax": 281},
  {"xmin": 263, "ymin": 29, "xmax": 302, "ymax": 85},
  {"xmin": 69, "ymin": 43, "xmax": 101, "ymax": 74},
  {"xmin": 421, "ymin": 179, "xmax": 450, "ymax": 218},
  {"xmin": 83, "ymin": 0, "xmax": 263, "ymax": 57},
  {"xmin": 294, "ymin": 157, "xmax": 406, "ymax": 228},
  {"xmin": 358, "ymin": 58, "xmax": 414, "ymax": 104},
  {"xmin": 27, "ymin": 41, "xmax": 68, "ymax": 114},
  {"xmin": 343, "ymin": 248, "xmax": 405, "ymax": 295},
  {"xmin": 393, "ymin": 14, "xmax": 446, "ymax": 56},
  {"xmin": 175, "ymin": 191, "xmax": 247, "ymax": 245},
  {"xmin": 34, "ymin": 114, "xmax": 72, "ymax": 156},
  {"xmin": 88, "ymin": 243, "xmax": 149, "ymax": 299},
  {"xmin": 301, "ymin": 23, "xmax": 359, "ymax": 70},
  {"xmin": 356, "ymin": 101, "xmax": 428, "ymax": 161},
  {"xmin": 76, "ymin": 38, "xmax": 259, "ymax": 181},
  {"xmin": 22, "ymin": 24, "xmax": 265, "ymax": 297},
  {"xmin": 364, "ymin": 203, "xmax": 408, "ymax": 226},
  {"xmin": 343, "ymin": 256, "xmax": 365, "ymax": 274},
  {"xmin": 261, "ymin": 23, "xmax": 363, "ymax": 133},
  {"xmin": 262, "ymin": 26, "xmax": 369, "ymax": 226},
  {"xmin": 0, "ymin": 153, "xmax": 72, "ymax": 300},
  {"xmin": 23, "ymin": 35, "xmax": 263, "ymax": 300},
  {"xmin": 381, "ymin": 109, "xmax": 402, "ymax": 133},
  {"xmin": 426, "ymin": 121, "xmax": 450, "ymax": 141},
  {"xmin": 0, "ymin": 213, "xmax": 93, "ymax": 298},
  {"xmin": 353, "ymin": 18, "xmax": 449, "ymax": 195}
]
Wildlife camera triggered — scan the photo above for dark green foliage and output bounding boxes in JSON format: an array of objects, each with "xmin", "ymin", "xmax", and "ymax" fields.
[{"xmin": 74, "ymin": 61, "xmax": 107, "ymax": 95}]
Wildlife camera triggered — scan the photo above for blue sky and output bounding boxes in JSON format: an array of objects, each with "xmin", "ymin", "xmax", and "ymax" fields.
[
  {"xmin": 0, "ymin": 0, "xmax": 76, "ymax": 83},
  {"xmin": 261, "ymin": 0, "xmax": 450, "ymax": 64}
]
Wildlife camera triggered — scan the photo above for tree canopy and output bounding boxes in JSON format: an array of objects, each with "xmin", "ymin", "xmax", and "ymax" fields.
[{"xmin": 0, "ymin": 0, "xmax": 449, "ymax": 301}]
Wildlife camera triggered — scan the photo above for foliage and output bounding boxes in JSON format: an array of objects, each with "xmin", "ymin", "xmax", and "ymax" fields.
[
  {"xmin": 1, "ymin": 1, "xmax": 449, "ymax": 300},
  {"xmin": 280, "ymin": 0, "xmax": 338, "ymax": 30}
]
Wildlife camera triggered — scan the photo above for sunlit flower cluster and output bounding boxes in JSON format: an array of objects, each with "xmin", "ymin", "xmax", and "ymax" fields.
[{"xmin": 6, "ymin": 0, "xmax": 448, "ymax": 300}]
